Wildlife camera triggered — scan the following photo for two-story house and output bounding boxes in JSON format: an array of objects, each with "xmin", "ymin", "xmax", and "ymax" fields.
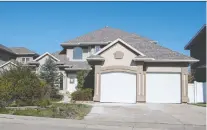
[
  {"xmin": 30, "ymin": 26, "xmax": 199, "ymax": 104},
  {"xmin": 0, "ymin": 44, "xmax": 39, "ymax": 70},
  {"xmin": 185, "ymin": 24, "xmax": 206, "ymax": 82}
]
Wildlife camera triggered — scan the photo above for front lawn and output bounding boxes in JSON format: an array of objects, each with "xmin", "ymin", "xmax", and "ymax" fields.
[
  {"xmin": 191, "ymin": 103, "xmax": 206, "ymax": 107},
  {"xmin": 0, "ymin": 103, "xmax": 92, "ymax": 120}
]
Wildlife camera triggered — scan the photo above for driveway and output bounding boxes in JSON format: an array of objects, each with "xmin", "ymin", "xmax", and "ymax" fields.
[{"xmin": 84, "ymin": 103, "xmax": 206, "ymax": 129}]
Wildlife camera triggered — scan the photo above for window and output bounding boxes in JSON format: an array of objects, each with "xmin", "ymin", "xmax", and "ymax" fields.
[
  {"xmin": 95, "ymin": 45, "xmax": 101, "ymax": 53},
  {"xmin": 70, "ymin": 78, "xmax": 75, "ymax": 84},
  {"xmin": 73, "ymin": 47, "xmax": 83, "ymax": 60},
  {"xmin": 22, "ymin": 58, "xmax": 25, "ymax": 63},
  {"xmin": 26, "ymin": 58, "xmax": 30, "ymax": 62},
  {"xmin": 21, "ymin": 57, "xmax": 30, "ymax": 63}
]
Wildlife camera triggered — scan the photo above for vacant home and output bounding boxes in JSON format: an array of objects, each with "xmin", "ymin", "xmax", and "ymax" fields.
[
  {"xmin": 26, "ymin": 27, "xmax": 198, "ymax": 104},
  {"xmin": 185, "ymin": 24, "xmax": 206, "ymax": 82}
]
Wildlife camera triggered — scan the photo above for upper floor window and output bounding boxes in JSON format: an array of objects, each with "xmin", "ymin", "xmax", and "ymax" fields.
[
  {"xmin": 21, "ymin": 57, "xmax": 30, "ymax": 63},
  {"xmin": 95, "ymin": 45, "xmax": 101, "ymax": 53},
  {"xmin": 73, "ymin": 47, "xmax": 83, "ymax": 60}
]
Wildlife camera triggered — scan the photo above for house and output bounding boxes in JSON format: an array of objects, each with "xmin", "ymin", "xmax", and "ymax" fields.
[
  {"xmin": 0, "ymin": 44, "xmax": 39, "ymax": 70},
  {"xmin": 30, "ymin": 27, "xmax": 198, "ymax": 104},
  {"xmin": 184, "ymin": 24, "xmax": 206, "ymax": 82}
]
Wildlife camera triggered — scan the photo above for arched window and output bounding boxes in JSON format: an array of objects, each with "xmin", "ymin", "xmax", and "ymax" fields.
[{"xmin": 73, "ymin": 47, "xmax": 83, "ymax": 60}]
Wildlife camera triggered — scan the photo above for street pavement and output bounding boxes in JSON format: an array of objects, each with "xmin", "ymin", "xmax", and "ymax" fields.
[{"xmin": 0, "ymin": 103, "xmax": 206, "ymax": 130}]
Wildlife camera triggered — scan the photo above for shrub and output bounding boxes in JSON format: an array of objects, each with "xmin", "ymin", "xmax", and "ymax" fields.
[
  {"xmin": 34, "ymin": 99, "xmax": 51, "ymax": 108},
  {"xmin": 71, "ymin": 88, "xmax": 93, "ymax": 101},
  {"xmin": 0, "ymin": 64, "xmax": 47, "ymax": 107}
]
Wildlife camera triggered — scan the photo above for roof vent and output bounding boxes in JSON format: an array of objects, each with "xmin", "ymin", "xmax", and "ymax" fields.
[
  {"xmin": 105, "ymin": 25, "xmax": 109, "ymax": 28},
  {"xmin": 150, "ymin": 41, "xmax": 158, "ymax": 44}
]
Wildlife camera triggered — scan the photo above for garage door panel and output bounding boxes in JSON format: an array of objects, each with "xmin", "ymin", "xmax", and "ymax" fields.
[
  {"xmin": 146, "ymin": 73, "xmax": 181, "ymax": 103},
  {"xmin": 100, "ymin": 72, "xmax": 136, "ymax": 103}
]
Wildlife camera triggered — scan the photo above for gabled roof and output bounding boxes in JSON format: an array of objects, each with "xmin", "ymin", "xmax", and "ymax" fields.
[
  {"xmin": 0, "ymin": 44, "xmax": 16, "ymax": 55},
  {"xmin": 34, "ymin": 52, "xmax": 60, "ymax": 62},
  {"xmin": 10, "ymin": 47, "xmax": 39, "ymax": 56},
  {"xmin": 61, "ymin": 26, "xmax": 198, "ymax": 62},
  {"xmin": 185, "ymin": 24, "xmax": 206, "ymax": 50},
  {"xmin": 95, "ymin": 38, "xmax": 145, "ymax": 56},
  {"xmin": 0, "ymin": 60, "xmax": 17, "ymax": 68}
]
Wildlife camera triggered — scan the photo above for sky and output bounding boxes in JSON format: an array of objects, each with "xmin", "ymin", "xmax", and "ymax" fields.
[{"xmin": 0, "ymin": 2, "xmax": 206, "ymax": 55}]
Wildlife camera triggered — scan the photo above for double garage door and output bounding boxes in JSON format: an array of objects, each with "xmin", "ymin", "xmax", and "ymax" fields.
[{"xmin": 100, "ymin": 72, "xmax": 181, "ymax": 103}]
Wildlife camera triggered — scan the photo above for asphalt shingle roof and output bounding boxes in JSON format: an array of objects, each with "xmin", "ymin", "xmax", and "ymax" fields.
[
  {"xmin": 0, "ymin": 44, "xmax": 16, "ymax": 54},
  {"xmin": 62, "ymin": 27, "xmax": 196, "ymax": 61},
  {"xmin": 10, "ymin": 47, "xmax": 38, "ymax": 55}
]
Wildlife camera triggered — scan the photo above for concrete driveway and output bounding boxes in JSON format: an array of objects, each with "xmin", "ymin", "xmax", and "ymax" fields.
[{"xmin": 84, "ymin": 103, "xmax": 206, "ymax": 129}]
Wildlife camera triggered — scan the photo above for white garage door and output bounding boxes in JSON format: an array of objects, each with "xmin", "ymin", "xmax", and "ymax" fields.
[
  {"xmin": 146, "ymin": 73, "xmax": 181, "ymax": 103},
  {"xmin": 100, "ymin": 72, "xmax": 136, "ymax": 103}
]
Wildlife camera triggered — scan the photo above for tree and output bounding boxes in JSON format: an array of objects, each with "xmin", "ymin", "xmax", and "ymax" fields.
[
  {"xmin": 0, "ymin": 64, "xmax": 46, "ymax": 107},
  {"xmin": 76, "ymin": 70, "xmax": 89, "ymax": 90},
  {"xmin": 188, "ymin": 70, "xmax": 196, "ymax": 83},
  {"xmin": 39, "ymin": 58, "xmax": 60, "ymax": 99}
]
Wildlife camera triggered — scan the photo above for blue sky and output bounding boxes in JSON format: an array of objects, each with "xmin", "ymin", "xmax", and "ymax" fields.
[{"xmin": 0, "ymin": 2, "xmax": 206, "ymax": 55}]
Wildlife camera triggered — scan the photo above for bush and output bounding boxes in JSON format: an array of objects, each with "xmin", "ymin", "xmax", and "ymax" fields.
[
  {"xmin": 71, "ymin": 88, "xmax": 93, "ymax": 101},
  {"xmin": 0, "ymin": 64, "xmax": 48, "ymax": 107},
  {"xmin": 34, "ymin": 99, "xmax": 51, "ymax": 108}
]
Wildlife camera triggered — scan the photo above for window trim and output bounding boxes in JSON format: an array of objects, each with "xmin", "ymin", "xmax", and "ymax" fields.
[{"xmin": 21, "ymin": 57, "xmax": 30, "ymax": 63}]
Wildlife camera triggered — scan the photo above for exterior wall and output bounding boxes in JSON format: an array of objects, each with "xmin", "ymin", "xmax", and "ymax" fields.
[
  {"xmin": 82, "ymin": 47, "xmax": 89, "ymax": 60},
  {"xmin": 66, "ymin": 46, "xmax": 104, "ymax": 61},
  {"xmin": 100, "ymin": 42, "xmax": 137, "ymax": 66},
  {"xmin": 66, "ymin": 48, "xmax": 73, "ymax": 60},
  {"xmin": 93, "ymin": 42, "xmax": 142, "ymax": 102},
  {"xmin": 93, "ymin": 44, "xmax": 189, "ymax": 103},
  {"xmin": 16, "ymin": 56, "xmax": 33, "ymax": 63},
  {"xmin": 67, "ymin": 73, "xmax": 78, "ymax": 93},
  {"xmin": 189, "ymin": 29, "xmax": 206, "ymax": 82}
]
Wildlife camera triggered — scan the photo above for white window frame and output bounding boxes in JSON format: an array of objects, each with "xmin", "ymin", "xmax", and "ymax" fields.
[{"xmin": 21, "ymin": 57, "xmax": 30, "ymax": 63}]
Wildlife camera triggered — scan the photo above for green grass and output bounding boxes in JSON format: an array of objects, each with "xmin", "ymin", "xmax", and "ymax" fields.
[
  {"xmin": 0, "ymin": 103, "xmax": 92, "ymax": 120},
  {"xmin": 191, "ymin": 103, "xmax": 206, "ymax": 107}
]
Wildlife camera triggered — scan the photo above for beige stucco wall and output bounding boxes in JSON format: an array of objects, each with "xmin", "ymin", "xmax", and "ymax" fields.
[
  {"xmin": 100, "ymin": 42, "xmax": 137, "ymax": 67},
  {"xmin": 66, "ymin": 48, "xmax": 73, "ymax": 60},
  {"xmin": 92, "ymin": 41, "xmax": 189, "ymax": 103},
  {"xmin": 82, "ymin": 48, "xmax": 89, "ymax": 60},
  {"xmin": 146, "ymin": 66, "xmax": 182, "ymax": 72},
  {"xmin": 16, "ymin": 56, "xmax": 33, "ymax": 63}
]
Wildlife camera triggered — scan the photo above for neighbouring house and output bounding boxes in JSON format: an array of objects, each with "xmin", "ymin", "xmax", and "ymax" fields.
[
  {"xmin": 28, "ymin": 26, "xmax": 198, "ymax": 104},
  {"xmin": 0, "ymin": 44, "xmax": 39, "ymax": 70},
  {"xmin": 185, "ymin": 24, "xmax": 206, "ymax": 82}
]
